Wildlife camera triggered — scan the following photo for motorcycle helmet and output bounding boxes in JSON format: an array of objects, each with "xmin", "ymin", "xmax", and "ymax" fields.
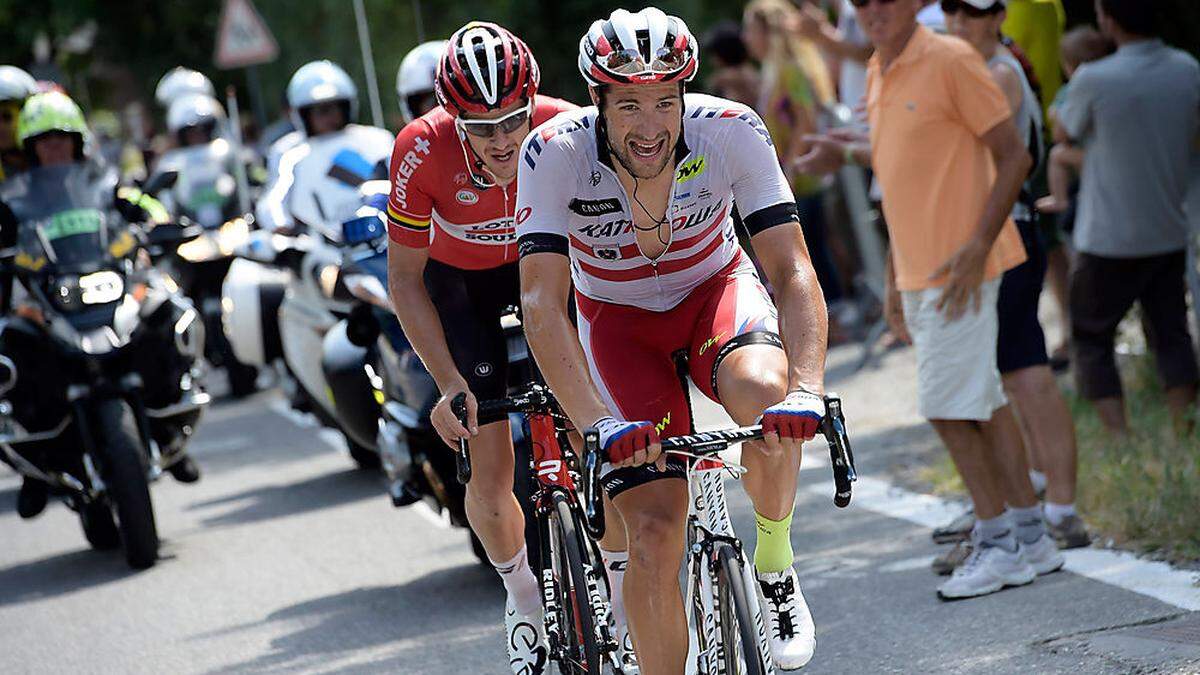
[
  {"xmin": 0, "ymin": 66, "xmax": 38, "ymax": 104},
  {"xmin": 166, "ymin": 93, "xmax": 226, "ymax": 145},
  {"xmin": 17, "ymin": 90, "xmax": 90, "ymax": 162},
  {"xmin": 155, "ymin": 67, "xmax": 215, "ymax": 108},
  {"xmin": 396, "ymin": 40, "xmax": 446, "ymax": 125},
  {"xmin": 286, "ymin": 60, "xmax": 358, "ymax": 136}
]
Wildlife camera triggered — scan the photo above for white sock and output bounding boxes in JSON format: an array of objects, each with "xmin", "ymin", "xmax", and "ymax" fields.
[
  {"xmin": 1044, "ymin": 502, "xmax": 1076, "ymax": 527},
  {"xmin": 491, "ymin": 545, "xmax": 541, "ymax": 616},
  {"xmin": 1028, "ymin": 470, "xmax": 1048, "ymax": 496},
  {"xmin": 601, "ymin": 549, "xmax": 629, "ymax": 631}
]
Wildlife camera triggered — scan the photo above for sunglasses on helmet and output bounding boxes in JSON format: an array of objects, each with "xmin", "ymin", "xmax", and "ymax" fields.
[
  {"xmin": 456, "ymin": 102, "xmax": 532, "ymax": 138},
  {"xmin": 849, "ymin": 0, "xmax": 899, "ymax": 8},
  {"xmin": 940, "ymin": 0, "xmax": 1003, "ymax": 17},
  {"xmin": 601, "ymin": 45, "xmax": 689, "ymax": 78}
]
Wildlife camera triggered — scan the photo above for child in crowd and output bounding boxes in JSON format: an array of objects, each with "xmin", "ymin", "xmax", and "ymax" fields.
[{"xmin": 1035, "ymin": 26, "xmax": 1115, "ymax": 214}]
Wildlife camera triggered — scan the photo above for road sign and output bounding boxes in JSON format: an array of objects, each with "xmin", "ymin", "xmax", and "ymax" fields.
[{"xmin": 214, "ymin": 0, "xmax": 279, "ymax": 70}]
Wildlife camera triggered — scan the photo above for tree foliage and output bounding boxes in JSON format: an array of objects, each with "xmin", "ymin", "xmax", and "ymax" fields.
[{"xmin": 0, "ymin": 0, "xmax": 1195, "ymax": 126}]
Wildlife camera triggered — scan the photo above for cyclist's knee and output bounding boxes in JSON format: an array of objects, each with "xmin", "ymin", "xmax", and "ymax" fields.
[
  {"xmin": 622, "ymin": 507, "xmax": 686, "ymax": 574},
  {"xmin": 716, "ymin": 355, "xmax": 789, "ymax": 424}
]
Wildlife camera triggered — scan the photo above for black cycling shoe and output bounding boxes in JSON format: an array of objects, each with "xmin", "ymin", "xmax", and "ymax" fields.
[
  {"xmin": 17, "ymin": 477, "xmax": 49, "ymax": 519},
  {"xmin": 167, "ymin": 455, "xmax": 202, "ymax": 484}
]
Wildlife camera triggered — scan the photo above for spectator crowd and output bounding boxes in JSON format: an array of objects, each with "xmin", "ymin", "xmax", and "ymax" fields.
[{"xmin": 702, "ymin": 0, "xmax": 1199, "ymax": 599}]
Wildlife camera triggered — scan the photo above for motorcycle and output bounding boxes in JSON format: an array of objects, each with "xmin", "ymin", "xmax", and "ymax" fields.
[
  {"xmin": 154, "ymin": 140, "xmax": 260, "ymax": 397},
  {"xmin": 0, "ymin": 165, "xmax": 208, "ymax": 569},
  {"xmin": 329, "ymin": 203, "xmax": 538, "ymax": 564}
]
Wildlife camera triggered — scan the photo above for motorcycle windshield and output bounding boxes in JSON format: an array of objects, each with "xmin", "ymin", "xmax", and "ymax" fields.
[
  {"xmin": 159, "ymin": 141, "xmax": 237, "ymax": 229},
  {"xmin": 7, "ymin": 164, "xmax": 121, "ymax": 274}
]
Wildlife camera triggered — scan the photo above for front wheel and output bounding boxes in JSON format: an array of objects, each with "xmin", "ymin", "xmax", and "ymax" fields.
[
  {"xmin": 79, "ymin": 500, "xmax": 120, "ymax": 551},
  {"xmin": 550, "ymin": 492, "xmax": 601, "ymax": 675},
  {"xmin": 347, "ymin": 438, "xmax": 382, "ymax": 470},
  {"xmin": 715, "ymin": 543, "xmax": 768, "ymax": 675},
  {"xmin": 93, "ymin": 398, "xmax": 159, "ymax": 569}
]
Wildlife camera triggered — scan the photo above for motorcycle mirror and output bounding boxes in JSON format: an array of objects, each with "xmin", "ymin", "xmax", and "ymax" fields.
[
  {"xmin": 141, "ymin": 170, "xmax": 179, "ymax": 197},
  {"xmin": 145, "ymin": 221, "xmax": 202, "ymax": 248},
  {"xmin": 341, "ymin": 215, "xmax": 385, "ymax": 246}
]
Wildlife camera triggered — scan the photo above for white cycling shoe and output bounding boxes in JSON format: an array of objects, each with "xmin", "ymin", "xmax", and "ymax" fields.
[
  {"xmin": 756, "ymin": 567, "xmax": 816, "ymax": 670},
  {"xmin": 615, "ymin": 621, "xmax": 639, "ymax": 673},
  {"xmin": 505, "ymin": 600, "xmax": 548, "ymax": 675}
]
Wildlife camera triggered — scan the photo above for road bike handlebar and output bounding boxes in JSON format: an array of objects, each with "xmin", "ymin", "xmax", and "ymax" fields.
[
  {"xmin": 580, "ymin": 393, "xmax": 858, "ymax": 538},
  {"xmin": 450, "ymin": 384, "xmax": 563, "ymax": 485}
]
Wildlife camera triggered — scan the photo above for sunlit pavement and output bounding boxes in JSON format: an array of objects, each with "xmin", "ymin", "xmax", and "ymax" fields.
[{"xmin": 2, "ymin": 344, "xmax": 1196, "ymax": 674}]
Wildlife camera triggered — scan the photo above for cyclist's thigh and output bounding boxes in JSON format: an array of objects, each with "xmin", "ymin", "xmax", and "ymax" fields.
[
  {"xmin": 688, "ymin": 256, "xmax": 784, "ymax": 406},
  {"xmin": 423, "ymin": 259, "xmax": 510, "ymax": 403},
  {"xmin": 577, "ymin": 294, "xmax": 690, "ymax": 498}
]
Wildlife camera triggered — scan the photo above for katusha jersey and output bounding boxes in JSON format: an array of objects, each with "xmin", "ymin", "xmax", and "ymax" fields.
[
  {"xmin": 515, "ymin": 93, "xmax": 798, "ymax": 312},
  {"xmin": 386, "ymin": 95, "xmax": 576, "ymax": 271}
]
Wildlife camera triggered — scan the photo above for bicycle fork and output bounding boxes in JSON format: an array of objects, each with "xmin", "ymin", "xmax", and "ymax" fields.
[{"xmin": 686, "ymin": 467, "xmax": 776, "ymax": 675}]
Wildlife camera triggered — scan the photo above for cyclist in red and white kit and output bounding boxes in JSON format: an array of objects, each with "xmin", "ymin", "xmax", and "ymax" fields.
[
  {"xmin": 385, "ymin": 23, "xmax": 621, "ymax": 675},
  {"xmin": 517, "ymin": 8, "xmax": 829, "ymax": 673}
]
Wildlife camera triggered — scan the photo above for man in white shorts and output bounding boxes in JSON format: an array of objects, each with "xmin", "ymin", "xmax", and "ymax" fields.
[{"xmin": 797, "ymin": 0, "xmax": 1063, "ymax": 600}]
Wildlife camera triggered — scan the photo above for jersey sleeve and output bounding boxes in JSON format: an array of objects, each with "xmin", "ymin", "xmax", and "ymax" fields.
[
  {"xmin": 515, "ymin": 128, "xmax": 576, "ymax": 258},
  {"xmin": 721, "ymin": 107, "xmax": 799, "ymax": 236},
  {"xmin": 386, "ymin": 119, "xmax": 437, "ymax": 248}
]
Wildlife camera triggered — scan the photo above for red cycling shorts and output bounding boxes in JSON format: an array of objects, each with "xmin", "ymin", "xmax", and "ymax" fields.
[{"xmin": 576, "ymin": 253, "xmax": 783, "ymax": 497}]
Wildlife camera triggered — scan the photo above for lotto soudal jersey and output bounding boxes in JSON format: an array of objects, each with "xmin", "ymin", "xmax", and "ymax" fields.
[
  {"xmin": 515, "ymin": 93, "xmax": 798, "ymax": 312},
  {"xmin": 386, "ymin": 95, "xmax": 577, "ymax": 270}
]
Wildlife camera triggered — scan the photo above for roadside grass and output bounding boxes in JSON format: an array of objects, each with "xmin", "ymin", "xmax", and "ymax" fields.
[{"xmin": 919, "ymin": 354, "xmax": 1200, "ymax": 564}]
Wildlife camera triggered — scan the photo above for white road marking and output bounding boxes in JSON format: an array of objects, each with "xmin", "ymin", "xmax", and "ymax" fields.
[{"xmin": 813, "ymin": 476, "xmax": 1200, "ymax": 611}]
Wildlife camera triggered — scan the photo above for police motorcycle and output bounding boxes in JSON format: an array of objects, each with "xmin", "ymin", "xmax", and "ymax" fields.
[
  {"xmin": 224, "ymin": 60, "xmax": 393, "ymax": 468},
  {"xmin": 153, "ymin": 94, "xmax": 260, "ymax": 397},
  {"xmin": 328, "ymin": 188, "xmax": 539, "ymax": 564},
  {"xmin": 0, "ymin": 159, "xmax": 207, "ymax": 570}
]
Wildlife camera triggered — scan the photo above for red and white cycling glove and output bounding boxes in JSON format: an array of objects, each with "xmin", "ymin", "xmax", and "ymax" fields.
[
  {"xmin": 593, "ymin": 416, "xmax": 659, "ymax": 465},
  {"xmin": 760, "ymin": 390, "xmax": 825, "ymax": 441}
]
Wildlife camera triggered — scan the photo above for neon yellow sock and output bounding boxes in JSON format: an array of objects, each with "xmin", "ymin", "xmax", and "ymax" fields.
[{"xmin": 753, "ymin": 510, "xmax": 795, "ymax": 574}]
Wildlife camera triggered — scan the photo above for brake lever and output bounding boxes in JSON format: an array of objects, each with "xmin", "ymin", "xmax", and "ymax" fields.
[
  {"xmin": 822, "ymin": 393, "xmax": 857, "ymax": 507},
  {"xmin": 450, "ymin": 393, "xmax": 472, "ymax": 484},
  {"xmin": 581, "ymin": 428, "xmax": 606, "ymax": 540}
]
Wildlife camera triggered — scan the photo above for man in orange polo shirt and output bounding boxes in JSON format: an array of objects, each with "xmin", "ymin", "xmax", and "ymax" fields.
[{"xmin": 798, "ymin": 0, "xmax": 1063, "ymax": 600}]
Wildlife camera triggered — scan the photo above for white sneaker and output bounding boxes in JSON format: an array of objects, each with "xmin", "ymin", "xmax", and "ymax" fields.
[
  {"xmin": 1021, "ymin": 533, "xmax": 1065, "ymax": 575},
  {"xmin": 505, "ymin": 600, "xmax": 547, "ymax": 675},
  {"xmin": 937, "ymin": 540, "xmax": 1035, "ymax": 600},
  {"xmin": 756, "ymin": 568, "xmax": 816, "ymax": 670}
]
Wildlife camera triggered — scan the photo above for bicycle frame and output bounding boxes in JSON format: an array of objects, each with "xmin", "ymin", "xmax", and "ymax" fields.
[
  {"xmin": 526, "ymin": 412, "xmax": 616, "ymax": 669},
  {"xmin": 453, "ymin": 386, "xmax": 622, "ymax": 673}
]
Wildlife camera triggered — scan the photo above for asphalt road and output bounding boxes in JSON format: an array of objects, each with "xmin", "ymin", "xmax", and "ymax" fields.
[{"xmin": 1, "ymin": 346, "xmax": 1196, "ymax": 674}]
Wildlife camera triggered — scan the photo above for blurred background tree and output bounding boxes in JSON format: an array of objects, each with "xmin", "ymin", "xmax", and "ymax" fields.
[{"xmin": 0, "ymin": 0, "xmax": 1195, "ymax": 131}]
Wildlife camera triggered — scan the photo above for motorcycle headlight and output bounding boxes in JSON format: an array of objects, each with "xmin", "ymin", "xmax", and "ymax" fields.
[{"xmin": 52, "ymin": 271, "xmax": 125, "ymax": 310}]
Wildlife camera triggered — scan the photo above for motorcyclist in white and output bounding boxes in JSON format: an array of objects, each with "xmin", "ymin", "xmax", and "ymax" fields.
[
  {"xmin": 395, "ymin": 40, "xmax": 447, "ymax": 127},
  {"xmin": 256, "ymin": 60, "xmax": 393, "ymax": 237}
]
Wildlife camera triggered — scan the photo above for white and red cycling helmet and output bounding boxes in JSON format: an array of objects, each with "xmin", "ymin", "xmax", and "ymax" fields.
[
  {"xmin": 578, "ymin": 7, "xmax": 698, "ymax": 87},
  {"xmin": 435, "ymin": 22, "xmax": 540, "ymax": 117}
]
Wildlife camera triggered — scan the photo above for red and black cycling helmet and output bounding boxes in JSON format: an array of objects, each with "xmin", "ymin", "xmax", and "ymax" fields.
[
  {"xmin": 435, "ymin": 22, "xmax": 540, "ymax": 117},
  {"xmin": 578, "ymin": 8, "xmax": 698, "ymax": 87}
]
